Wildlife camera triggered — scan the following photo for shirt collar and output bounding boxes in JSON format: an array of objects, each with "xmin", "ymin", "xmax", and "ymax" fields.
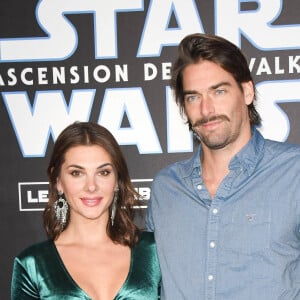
[
  {"xmin": 180, "ymin": 127, "xmax": 265, "ymax": 178},
  {"xmin": 229, "ymin": 127, "xmax": 265, "ymax": 176}
]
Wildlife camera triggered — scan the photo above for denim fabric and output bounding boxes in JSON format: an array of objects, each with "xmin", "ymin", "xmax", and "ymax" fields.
[{"xmin": 146, "ymin": 128, "xmax": 300, "ymax": 300}]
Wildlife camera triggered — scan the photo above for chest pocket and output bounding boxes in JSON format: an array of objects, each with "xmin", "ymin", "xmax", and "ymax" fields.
[{"xmin": 220, "ymin": 197, "xmax": 271, "ymax": 254}]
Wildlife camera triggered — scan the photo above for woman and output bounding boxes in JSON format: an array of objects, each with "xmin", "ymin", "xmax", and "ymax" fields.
[{"xmin": 11, "ymin": 122, "xmax": 161, "ymax": 299}]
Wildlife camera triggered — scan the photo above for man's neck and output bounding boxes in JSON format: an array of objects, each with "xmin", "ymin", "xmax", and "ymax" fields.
[{"xmin": 200, "ymin": 132, "xmax": 252, "ymax": 198}]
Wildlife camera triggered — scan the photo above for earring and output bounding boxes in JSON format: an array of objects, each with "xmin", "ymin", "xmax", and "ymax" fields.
[
  {"xmin": 111, "ymin": 189, "xmax": 118, "ymax": 226},
  {"xmin": 54, "ymin": 192, "xmax": 68, "ymax": 228}
]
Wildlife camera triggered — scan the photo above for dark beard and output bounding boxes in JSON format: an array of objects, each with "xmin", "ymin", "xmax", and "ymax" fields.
[
  {"xmin": 201, "ymin": 135, "xmax": 231, "ymax": 150},
  {"xmin": 191, "ymin": 115, "xmax": 231, "ymax": 150},
  {"xmin": 191, "ymin": 115, "xmax": 230, "ymax": 128}
]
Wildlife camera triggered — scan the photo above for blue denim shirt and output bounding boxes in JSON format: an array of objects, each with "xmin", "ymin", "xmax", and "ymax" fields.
[{"xmin": 146, "ymin": 128, "xmax": 300, "ymax": 300}]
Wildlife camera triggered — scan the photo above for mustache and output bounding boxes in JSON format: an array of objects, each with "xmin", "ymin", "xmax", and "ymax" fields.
[{"xmin": 192, "ymin": 115, "xmax": 230, "ymax": 128}]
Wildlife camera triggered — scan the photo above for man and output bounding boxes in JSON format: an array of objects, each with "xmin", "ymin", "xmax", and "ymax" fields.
[{"xmin": 146, "ymin": 33, "xmax": 300, "ymax": 299}]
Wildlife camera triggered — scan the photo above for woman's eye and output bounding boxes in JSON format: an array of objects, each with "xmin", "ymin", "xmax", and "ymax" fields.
[
  {"xmin": 70, "ymin": 170, "xmax": 81, "ymax": 176},
  {"xmin": 99, "ymin": 169, "xmax": 111, "ymax": 176}
]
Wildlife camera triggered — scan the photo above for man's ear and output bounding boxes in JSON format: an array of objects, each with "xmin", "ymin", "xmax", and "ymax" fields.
[{"xmin": 242, "ymin": 81, "xmax": 255, "ymax": 105}]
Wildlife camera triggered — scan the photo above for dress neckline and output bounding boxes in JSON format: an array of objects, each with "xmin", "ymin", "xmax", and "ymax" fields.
[{"xmin": 50, "ymin": 240, "xmax": 134, "ymax": 299}]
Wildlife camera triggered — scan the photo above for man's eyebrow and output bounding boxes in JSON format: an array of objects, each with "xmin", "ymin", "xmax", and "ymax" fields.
[
  {"xmin": 210, "ymin": 81, "xmax": 231, "ymax": 90},
  {"xmin": 183, "ymin": 89, "xmax": 198, "ymax": 96},
  {"xmin": 183, "ymin": 81, "xmax": 232, "ymax": 96}
]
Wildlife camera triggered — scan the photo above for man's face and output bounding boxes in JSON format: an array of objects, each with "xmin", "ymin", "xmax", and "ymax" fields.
[{"xmin": 182, "ymin": 60, "xmax": 254, "ymax": 151}]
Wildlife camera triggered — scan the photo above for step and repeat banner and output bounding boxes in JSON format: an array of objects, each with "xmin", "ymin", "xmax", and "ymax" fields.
[{"xmin": 1, "ymin": 0, "xmax": 299, "ymax": 297}]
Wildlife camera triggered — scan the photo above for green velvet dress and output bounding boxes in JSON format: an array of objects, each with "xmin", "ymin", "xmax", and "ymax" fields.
[{"xmin": 11, "ymin": 231, "xmax": 161, "ymax": 299}]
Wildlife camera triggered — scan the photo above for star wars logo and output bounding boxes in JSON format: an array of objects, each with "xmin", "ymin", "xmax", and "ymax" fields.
[{"xmin": 1, "ymin": 0, "xmax": 300, "ymax": 157}]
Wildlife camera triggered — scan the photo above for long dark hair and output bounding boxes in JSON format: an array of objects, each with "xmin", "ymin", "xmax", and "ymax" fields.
[
  {"xmin": 170, "ymin": 33, "xmax": 261, "ymax": 129},
  {"xmin": 44, "ymin": 122, "xmax": 140, "ymax": 247}
]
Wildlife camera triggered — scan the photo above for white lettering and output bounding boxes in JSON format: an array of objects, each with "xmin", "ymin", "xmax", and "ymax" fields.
[
  {"xmin": 7, "ymin": 68, "xmax": 17, "ymax": 86},
  {"xmin": 162, "ymin": 62, "xmax": 172, "ymax": 80},
  {"xmin": 21, "ymin": 68, "xmax": 34, "ymax": 85},
  {"xmin": 70, "ymin": 66, "xmax": 80, "ymax": 84},
  {"xmin": 0, "ymin": 64, "xmax": 130, "ymax": 86},
  {"xmin": 0, "ymin": 0, "xmax": 143, "ymax": 61},
  {"xmin": 38, "ymin": 190, "xmax": 49, "ymax": 203},
  {"xmin": 216, "ymin": 0, "xmax": 300, "ymax": 49},
  {"xmin": 0, "ymin": 73, "xmax": 4, "ymax": 85},
  {"xmin": 115, "ymin": 65, "xmax": 128, "ymax": 82},
  {"xmin": 38, "ymin": 67, "xmax": 48, "ymax": 85},
  {"xmin": 275, "ymin": 57, "xmax": 284, "ymax": 74},
  {"xmin": 249, "ymin": 56, "xmax": 300, "ymax": 76},
  {"xmin": 144, "ymin": 62, "xmax": 172, "ymax": 81},
  {"xmin": 26, "ymin": 190, "xmax": 48, "ymax": 203},
  {"xmin": 138, "ymin": 0, "xmax": 204, "ymax": 57},
  {"xmin": 53, "ymin": 67, "xmax": 66, "ymax": 84},
  {"xmin": 93, "ymin": 65, "xmax": 111, "ymax": 83},
  {"xmin": 98, "ymin": 87, "xmax": 162, "ymax": 154},
  {"xmin": 27, "ymin": 191, "xmax": 38, "ymax": 203},
  {"xmin": 2, "ymin": 89, "xmax": 95, "ymax": 156},
  {"xmin": 136, "ymin": 187, "xmax": 151, "ymax": 200},
  {"xmin": 289, "ymin": 56, "xmax": 300, "ymax": 73},
  {"xmin": 84, "ymin": 65, "xmax": 89, "ymax": 83},
  {"xmin": 256, "ymin": 80, "xmax": 300, "ymax": 141},
  {"xmin": 256, "ymin": 57, "xmax": 272, "ymax": 75},
  {"xmin": 166, "ymin": 86, "xmax": 192, "ymax": 152},
  {"xmin": 144, "ymin": 63, "xmax": 158, "ymax": 81}
]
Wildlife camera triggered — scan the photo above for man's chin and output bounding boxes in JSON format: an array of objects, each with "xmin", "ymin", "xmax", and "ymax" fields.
[{"xmin": 201, "ymin": 136, "xmax": 229, "ymax": 150}]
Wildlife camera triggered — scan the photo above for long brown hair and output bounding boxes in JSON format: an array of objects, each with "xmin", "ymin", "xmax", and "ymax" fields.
[
  {"xmin": 170, "ymin": 33, "xmax": 261, "ymax": 129},
  {"xmin": 44, "ymin": 122, "xmax": 140, "ymax": 247}
]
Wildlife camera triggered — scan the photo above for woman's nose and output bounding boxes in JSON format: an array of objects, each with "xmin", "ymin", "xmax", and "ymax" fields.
[{"xmin": 85, "ymin": 175, "xmax": 98, "ymax": 192}]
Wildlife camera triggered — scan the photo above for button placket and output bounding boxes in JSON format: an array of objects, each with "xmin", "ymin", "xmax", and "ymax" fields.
[{"xmin": 205, "ymin": 204, "xmax": 220, "ymax": 300}]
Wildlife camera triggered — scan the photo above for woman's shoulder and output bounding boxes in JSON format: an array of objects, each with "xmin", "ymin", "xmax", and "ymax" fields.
[
  {"xmin": 138, "ymin": 231, "xmax": 155, "ymax": 245},
  {"xmin": 16, "ymin": 239, "xmax": 54, "ymax": 261},
  {"xmin": 133, "ymin": 231, "xmax": 157, "ymax": 254},
  {"xmin": 132, "ymin": 231, "xmax": 160, "ymax": 272}
]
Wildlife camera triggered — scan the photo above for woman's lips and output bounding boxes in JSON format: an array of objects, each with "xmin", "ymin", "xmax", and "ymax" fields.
[{"xmin": 80, "ymin": 197, "xmax": 102, "ymax": 207}]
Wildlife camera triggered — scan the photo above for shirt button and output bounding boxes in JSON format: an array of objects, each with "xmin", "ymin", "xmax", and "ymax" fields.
[
  {"xmin": 197, "ymin": 184, "xmax": 202, "ymax": 190},
  {"xmin": 212, "ymin": 208, "xmax": 218, "ymax": 215},
  {"xmin": 208, "ymin": 275, "xmax": 214, "ymax": 281},
  {"xmin": 209, "ymin": 241, "xmax": 216, "ymax": 248}
]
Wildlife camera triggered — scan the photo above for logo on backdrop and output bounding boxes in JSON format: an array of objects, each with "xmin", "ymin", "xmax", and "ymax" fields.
[
  {"xmin": 0, "ymin": 1, "xmax": 299, "ymax": 214},
  {"xmin": 18, "ymin": 179, "xmax": 152, "ymax": 212},
  {"xmin": 1, "ymin": 0, "xmax": 300, "ymax": 158}
]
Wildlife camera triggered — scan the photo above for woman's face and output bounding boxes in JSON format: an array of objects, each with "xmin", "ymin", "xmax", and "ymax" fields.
[{"xmin": 56, "ymin": 144, "xmax": 118, "ymax": 225}]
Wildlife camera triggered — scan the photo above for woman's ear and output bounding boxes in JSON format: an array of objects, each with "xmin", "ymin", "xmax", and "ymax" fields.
[
  {"xmin": 56, "ymin": 177, "xmax": 62, "ymax": 193},
  {"xmin": 242, "ymin": 81, "xmax": 255, "ymax": 105}
]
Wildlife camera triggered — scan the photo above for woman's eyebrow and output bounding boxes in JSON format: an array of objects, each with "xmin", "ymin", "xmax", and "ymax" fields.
[{"xmin": 67, "ymin": 162, "xmax": 113, "ymax": 169}]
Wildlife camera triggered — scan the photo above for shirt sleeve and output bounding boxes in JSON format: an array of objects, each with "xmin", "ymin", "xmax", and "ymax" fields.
[{"xmin": 11, "ymin": 257, "xmax": 39, "ymax": 299}]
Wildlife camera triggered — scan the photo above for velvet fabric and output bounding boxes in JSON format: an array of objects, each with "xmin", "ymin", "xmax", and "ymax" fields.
[{"xmin": 11, "ymin": 231, "xmax": 161, "ymax": 299}]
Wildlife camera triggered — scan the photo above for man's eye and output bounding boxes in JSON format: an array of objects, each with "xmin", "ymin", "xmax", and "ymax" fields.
[
  {"xmin": 185, "ymin": 95, "xmax": 198, "ymax": 102},
  {"xmin": 215, "ymin": 89, "xmax": 225, "ymax": 95}
]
